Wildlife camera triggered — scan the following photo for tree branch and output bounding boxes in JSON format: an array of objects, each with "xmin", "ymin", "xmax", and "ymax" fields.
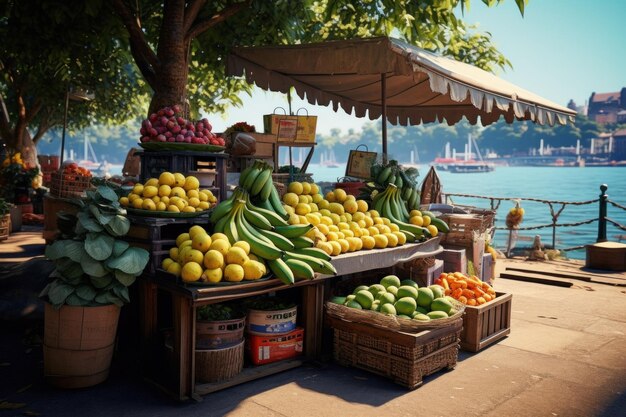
[
  {"xmin": 183, "ymin": 0, "xmax": 207, "ymax": 35},
  {"xmin": 185, "ymin": 1, "xmax": 249, "ymax": 42},
  {"xmin": 32, "ymin": 108, "xmax": 51, "ymax": 144},
  {"xmin": 0, "ymin": 91, "xmax": 12, "ymax": 142},
  {"xmin": 111, "ymin": 0, "xmax": 159, "ymax": 84},
  {"xmin": 24, "ymin": 98, "xmax": 42, "ymax": 126}
]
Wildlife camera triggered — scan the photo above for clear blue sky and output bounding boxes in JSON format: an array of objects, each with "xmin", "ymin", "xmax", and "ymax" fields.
[{"xmin": 210, "ymin": 0, "xmax": 626, "ymax": 135}]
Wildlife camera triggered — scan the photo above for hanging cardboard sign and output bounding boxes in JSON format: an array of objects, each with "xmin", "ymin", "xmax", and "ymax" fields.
[
  {"xmin": 263, "ymin": 107, "xmax": 317, "ymax": 142},
  {"xmin": 346, "ymin": 145, "xmax": 377, "ymax": 179}
]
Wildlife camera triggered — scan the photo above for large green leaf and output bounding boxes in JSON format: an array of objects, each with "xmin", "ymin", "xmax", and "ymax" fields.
[
  {"xmin": 77, "ymin": 212, "xmax": 103, "ymax": 232},
  {"xmin": 115, "ymin": 270, "xmax": 137, "ymax": 287},
  {"xmin": 113, "ymin": 285, "xmax": 130, "ymax": 304},
  {"xmin": 96, "ymin": 185, "xmax": 119, "ymax": 203},
  {"xmin": 80, "ymin": 254, "xmax": 108, "ymax": 277},
  {"xmin": 90, "ymin": 274, "xmax": 113, "ymax": 289},
  {"xmin": 89, "ymin": 205, "xmax": 114, "ymax": 225},
  {"xmin": 66, "ymin": 293, "xmax": 91, "ymax": 306},
  {"xmin": 112, "ymin": 240, "xmax": 130, "ymax": 257},
  {"xmin": 85, "ymin": 232, "xmax": 114, "ymax": 261},
  {"xmin": 55, "ymin": 259, "xmax": 83, "ymax": 280},
  {"xmin": 104, "ymin": 215, "xmax": 130, "ymax": 236},
  {"xmin": 106, "ymin": 246, "xmax": 149, "ymax": 275},
  {"xmin": 76, "ymin": 284, "xmax": 97, "ymax": 301},
  {"xmin": 95, "ymin": 292, "xmax": 123, "ymax": 307},
  {"xmin": 46, "ymin": 240, "xmax": 85, "ymax": 263},
  {"xmin": 48, "ymin": 282, "xmax": 75, "ymax": 307}
]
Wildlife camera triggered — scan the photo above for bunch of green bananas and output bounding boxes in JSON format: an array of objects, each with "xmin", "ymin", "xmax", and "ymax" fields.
[
  {"xmin": 372, "ymin": 183, "xmax": 431, "ymax": 240},
  {"xmin": 361, "ymin": 162, "xmax": 421, "ymax": 210},
  {"xmin": 210, "ymin": 188, "xmax": 337, "ymax": 285},
  {"xmin": 238, "ymin": 160, "xmax": 289, "ymax": 218}
]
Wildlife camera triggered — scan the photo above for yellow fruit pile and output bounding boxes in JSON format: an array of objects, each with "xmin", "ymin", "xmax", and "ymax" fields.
[
  {"xmin": 281, "ymin": 183, "xmax": 408, "ymax": 256},
  {"xmin": 408, "ymin": 209, "xmax": 439, "ymax": 237},
  {"xmin": 161, "ymin": 225, "xmax": 267, "ymax": 283},
  {"xmin": 119, "ymin": 171, "xmax": 217, "ymax": 213}
]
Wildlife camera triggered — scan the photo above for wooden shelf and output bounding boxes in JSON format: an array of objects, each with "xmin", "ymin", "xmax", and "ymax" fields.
[
  {"xmin": 194, "ymin": 359, "xmax": 303, "ymax": 396},
  {"xmin": 138, "ymin": 238, "xmax": 444, "ymax": 400}
]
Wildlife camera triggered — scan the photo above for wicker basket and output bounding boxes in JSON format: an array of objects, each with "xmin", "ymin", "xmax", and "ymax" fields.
[
  {"xmin": 328, "ymin": 315, "xmax": 462, "ymax": 389},
  {"xmin": 50, "ymin": 172, "xmax": 93, "ymax": 199},
  {"xmin": 195, "ymin": 340, "xmax": 244, "ymax": 383}
]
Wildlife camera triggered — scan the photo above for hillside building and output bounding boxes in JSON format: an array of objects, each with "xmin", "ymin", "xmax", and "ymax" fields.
[{"xmin": 587, "ymin": 88, "xmax": 626, "ymax": 124}]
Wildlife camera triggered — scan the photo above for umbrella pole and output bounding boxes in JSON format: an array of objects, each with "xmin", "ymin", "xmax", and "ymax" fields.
[
  {"xmin": 60, "ymin": 88, "xmax": 70, "ymax": 163},
  {"xmin": 381, "ymin": 74, "xmax": 388, "ymax": 164}
]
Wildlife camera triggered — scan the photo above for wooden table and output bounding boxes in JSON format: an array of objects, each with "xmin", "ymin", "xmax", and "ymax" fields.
[{"xmin": 138, "ymin": 238, "xmax": 442, "ymax": 401}]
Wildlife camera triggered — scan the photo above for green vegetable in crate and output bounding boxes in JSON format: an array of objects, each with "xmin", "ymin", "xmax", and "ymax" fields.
[
  {"xmin": 340, "ymin": 275, "xmax": 459, "ymax": 321},
  {"xmin": 197, "ymin": 303, "xmax": 245, "ymax": 321}
]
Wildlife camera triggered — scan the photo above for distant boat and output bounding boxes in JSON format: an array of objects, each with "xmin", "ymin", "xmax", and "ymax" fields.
[
  {"xmin": 433, "ymin": 135, "xmax": 495, "ymax": 173},
  {"xmin": 320, "ymin": 149, "xmax": 340, "ymax": 168}
]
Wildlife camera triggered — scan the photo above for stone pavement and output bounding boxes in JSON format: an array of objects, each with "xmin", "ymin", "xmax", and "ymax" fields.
[{"xmin": 1, "ymin": 229, "xmax": 625, "ymax": 417}]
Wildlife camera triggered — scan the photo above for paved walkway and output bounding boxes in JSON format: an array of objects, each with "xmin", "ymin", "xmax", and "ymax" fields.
[{"xmin": 1, "ymin": 229, "xmax": 625, "ymax": 417}]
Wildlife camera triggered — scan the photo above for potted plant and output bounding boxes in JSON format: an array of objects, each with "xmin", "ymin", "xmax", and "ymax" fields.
[
  {"xmin": 40, "ymin": 184, "xmax": 149, "ymax": 388},
  {"xmin": 0, "ymin": 197, "xmax": 10, "ymax": 240}
]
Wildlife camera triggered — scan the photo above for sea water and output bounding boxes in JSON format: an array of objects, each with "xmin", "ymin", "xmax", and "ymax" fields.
[
  {"xmin": 307, "ymin": 164, "xmax": 626, "ymax": 259},
  {"xmin": 107, "ymin": 161, "xmax": 626, "ymax": 259}
]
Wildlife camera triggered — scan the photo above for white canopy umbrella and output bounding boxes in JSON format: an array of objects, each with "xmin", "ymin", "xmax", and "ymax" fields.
[{"xmin": 227, "ymin": 36, "xmax": 576, "ymax": 158}]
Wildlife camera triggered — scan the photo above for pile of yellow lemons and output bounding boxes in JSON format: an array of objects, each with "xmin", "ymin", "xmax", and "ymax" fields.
[
  {"xmin": 281, "ymin": 182, "xmax": 407, "ymax": 256},
  {"xmin": 161, "ymin": 225, "xmax": 267, "ymax": 283},
  {"xmin": 119, "ymin": 171, "xmax": 217, "ymax": 213}
]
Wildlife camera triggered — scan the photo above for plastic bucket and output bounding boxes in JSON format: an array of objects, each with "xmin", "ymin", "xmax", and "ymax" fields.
[
  {"xmin": 196, "ymin": 317, "xmax": 246, "ymax": 350},
  {"xmin": 247, "ymin": 306, "xmax": 297, "ymax": 336}
]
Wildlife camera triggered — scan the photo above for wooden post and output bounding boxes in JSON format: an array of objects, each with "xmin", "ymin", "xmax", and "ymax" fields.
[
  {"xmin": 381, "ymin": 74, "xmax": 388, "ymax": 164},
  {"xmin": 597, "ymin": 184, "xmax": 608, "ymax": 243}
]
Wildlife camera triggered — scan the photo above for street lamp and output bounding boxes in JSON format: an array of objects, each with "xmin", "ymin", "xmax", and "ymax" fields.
[{"xmin": 59, "ymin": 87, "xmax": 95, "ymax": 163}]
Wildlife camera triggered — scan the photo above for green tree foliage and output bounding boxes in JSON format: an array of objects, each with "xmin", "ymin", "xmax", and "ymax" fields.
[
  {"xmin": 0, "ymin": 0, "xmax": 148, "ymax": 165},
  {"xmin": 110, "ymin": 0, "xmax": 525, "ymax": 116},
  {"xmin": 312, "ymin": 114, "xmax": 611, "ymax": 164},
  {"xmin": 2, "ymin": 0, "xmax": 525, "ymax": 166}
]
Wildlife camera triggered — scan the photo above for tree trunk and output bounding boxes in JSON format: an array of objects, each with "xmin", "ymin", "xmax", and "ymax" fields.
[
  {"xmin": 18, "ymin": 130, "xmax": 38, "ymax": 169},
  {"xmin": 147, "ymin": 1, "xmax": 189, "ymax": 117}
]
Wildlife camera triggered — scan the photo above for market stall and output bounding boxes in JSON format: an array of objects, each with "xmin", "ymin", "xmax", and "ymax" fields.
[{"xmin": 40, "ymin": 37, "xmax": 580, "ymax": 400}]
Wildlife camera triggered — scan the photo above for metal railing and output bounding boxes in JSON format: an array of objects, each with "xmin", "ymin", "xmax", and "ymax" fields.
[{"xmin": 444, "ymin": 184, "xmax": 626, "ymax": 254}]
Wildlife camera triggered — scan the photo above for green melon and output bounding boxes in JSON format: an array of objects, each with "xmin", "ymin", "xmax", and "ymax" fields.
[
  {"xmin": 355, "ymin": 290, "xmax": 374, "ymax": 309},
  {"xmin": 427, "ymin": 310, "xmax": 448, "ymax": 320},
  {"xmin": 394, "ymin": 297, "xmax": 417, "ymax": 316},
  {"xmin": 397, "ymin": 285, "xmax": 418, "ymax": 300},
  {"xmin": 380, "ymin": 275, "xmax": 401, "ymax": 289}
]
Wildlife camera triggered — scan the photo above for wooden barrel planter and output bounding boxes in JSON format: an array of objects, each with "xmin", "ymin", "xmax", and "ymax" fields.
[
  {"xmin": 0, "ymin": 214, "xmax": 10, "ymax": 240},
  {"xmin": 43, "ymin": 303, "xmax": 121, "ymax": 389}
]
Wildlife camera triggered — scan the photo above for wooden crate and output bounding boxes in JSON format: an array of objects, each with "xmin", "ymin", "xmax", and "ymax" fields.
[
  {"xmin": 438, "ymin": 213, "xmax": 488, "ymax": 246},
  {"xmin": 460, "ymin": 291, "xmax": 512, "ymax": 352},
  {"xmin": 123, "ymin": 215, "xmax": 211, "ymax": 275},
  {"xmin": 395, "ymin": 259, "xmax": 444, "ymax": 287},
  {"xmin": 327, "ymin": 315, "xmax": 461, "ymax": 390},
  {"xmin": 436, "ymin": 247, "xmax": 467, "ymax": 274}
]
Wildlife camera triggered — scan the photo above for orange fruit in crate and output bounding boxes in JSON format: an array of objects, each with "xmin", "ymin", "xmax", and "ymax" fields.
[{"xmin": 301, "ymin": 182, "xmax": 312, "ymax": 195}]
